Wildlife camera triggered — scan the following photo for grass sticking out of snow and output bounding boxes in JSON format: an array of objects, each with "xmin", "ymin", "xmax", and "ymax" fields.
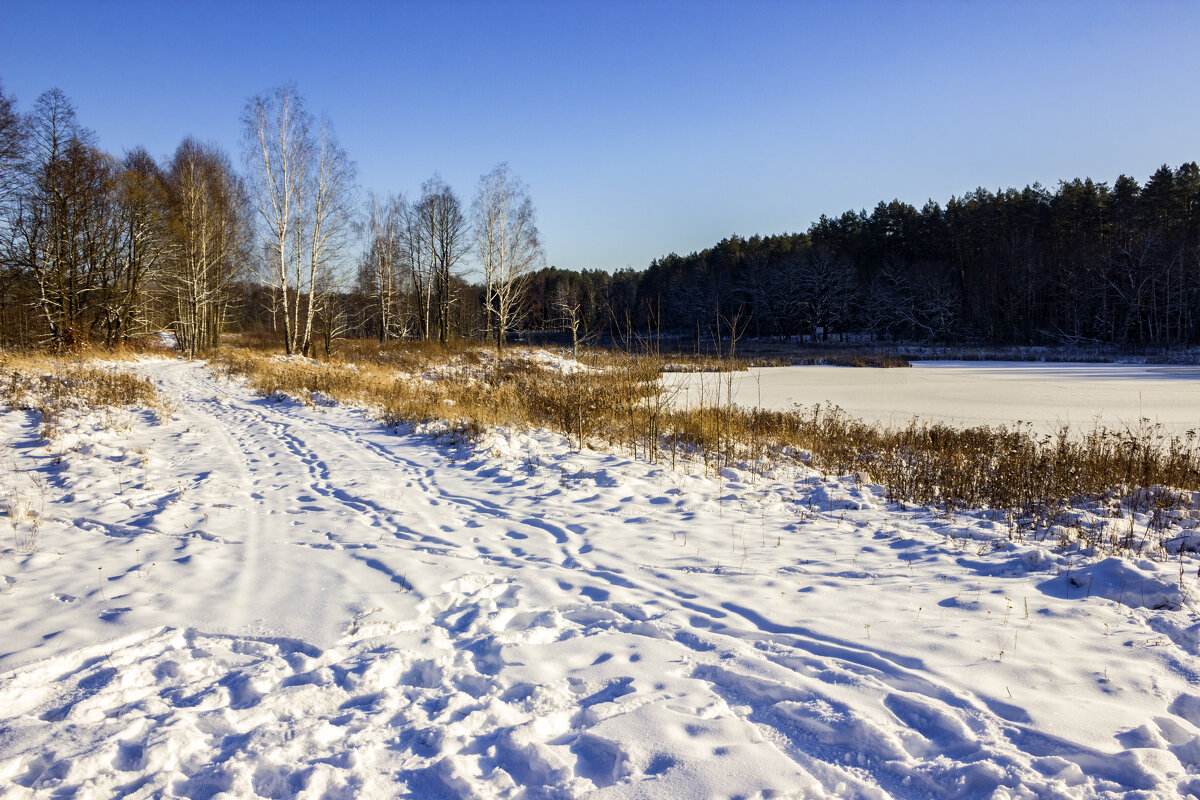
[
  {"xmin": 213, "ymin": 342, "xmax": 1200, "ymax": 557},
  {"xmin": 667, "ymin": 400, "xmax": 1200, "ymax": 552},
  {"xmin": 0, "ymin": 353, "xmax": 170, "ymax": 440},
  {"xmin": 790, "ymin": 351, "xmax": 912, "ymax": 368}
]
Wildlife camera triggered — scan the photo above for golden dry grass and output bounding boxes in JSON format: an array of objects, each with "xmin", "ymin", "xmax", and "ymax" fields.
[
  {"xmin": 0, "ymin": 352, "xmax": 167, "ymax": 439},
  {"xmin": 4, "ymin": 334, "xmax": 1197, "ymax": 556},
  {"xmin": 212, "ymin": 344, "xmax": 663, "ymax": 448},
  {"xmin": 214, "ymin": 340, "xmax": 1200, "ymax": 555}
]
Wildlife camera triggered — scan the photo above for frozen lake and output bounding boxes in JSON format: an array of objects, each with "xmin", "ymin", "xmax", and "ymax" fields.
[{"xmin": 671, "ymin": 361, "xmax": 1200, "ymax": 434}]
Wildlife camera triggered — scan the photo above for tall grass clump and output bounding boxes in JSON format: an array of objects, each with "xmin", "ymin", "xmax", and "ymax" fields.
[
  {"xmin": 0, "ymin": 353, "xmax": 166, "ymax": 439},
  {"xmin": 213, "ymin": 345, "xmax": 669, "ymax": 456},
  {"xmin": 213, "ymin": 341, "xmax": 1200, "ymax": 554},
  {"xmin": 666, "ymin": 399, "xmax": 1200, "ymax": 551}
]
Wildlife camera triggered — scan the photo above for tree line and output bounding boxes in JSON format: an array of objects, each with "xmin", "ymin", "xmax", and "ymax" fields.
[
  {"xmin": 0, "ymin": 85, "xmax": 250, "ymax": 354},
  {"xmin": 0, "ymin": 81, "xmax": 544, "ymax": 354},
  {"xmin": 3, "ymin": 77, "xmax": 1197, "ymax": 353},
  {"xmin": 530, "ymin": 166, "xmax": 1200, "ymax": 348}
]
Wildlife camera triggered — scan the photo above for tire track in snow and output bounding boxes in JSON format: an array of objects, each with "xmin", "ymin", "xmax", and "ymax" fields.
[
  {"xmin": 162, "ymin": 371, "xmax": 1125, "ymax": 797},
  {"xmin": 143, "ymin": 362, "xmax": 438, "ymax": 633}
]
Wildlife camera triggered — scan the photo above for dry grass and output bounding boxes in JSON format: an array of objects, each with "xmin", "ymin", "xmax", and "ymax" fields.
[
  {"xmin": 0, "ymin": 352, "xmax": 167, "ymax": 439},
  {"xmin": 1, "ymin": 459, "xmax": 45, "ymax": 553},
  {"xmin": 4, "ymin": 335, "xmax": 177, "ymax": 360},
  {"xmin": 213, "ymin": 340, "xmax": 1200, "ymax": 556},
  {"xmin": 792, "ymin": 352, "xmax": 912, "ymax": 368},
  {"xmin": 212, "ymin": 344, "xmax": 665, "ymax": 453},
  {"xmin": 0, "ymin": 349, "xmax": 168, "ymax": 551},
  {"xmin": 665, "ymin": 400, "xmax": 1200, "ymax": 553}
]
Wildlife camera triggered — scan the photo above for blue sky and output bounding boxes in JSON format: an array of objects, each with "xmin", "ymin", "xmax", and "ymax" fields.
[{"xmin": 2, "ymin": 0, "xmax": 1198, "ymax": 271}]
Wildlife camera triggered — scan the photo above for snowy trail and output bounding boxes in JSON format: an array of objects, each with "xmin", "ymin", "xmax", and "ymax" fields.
[{"xmin": 3, "ymin": 359, "xmax": 1200, "ymax": 798}]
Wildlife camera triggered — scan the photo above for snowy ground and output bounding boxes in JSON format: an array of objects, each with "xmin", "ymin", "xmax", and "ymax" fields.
[
  {"xmin": 671, "ymin": 362, "xmax": 1200, "ymax": 435},
  {"xmin": 2, "ymin": 358, "xmax": 1200, "ymax": 798}
]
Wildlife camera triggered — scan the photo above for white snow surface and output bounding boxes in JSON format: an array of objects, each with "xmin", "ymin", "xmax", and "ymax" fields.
[
  {"xmin": 671, "ymin": 362, "xmax": 1200, "ymax": 435},
  {"xmin": 2, "ymin": 359, "xmax": 1200, "ymax": 798}
]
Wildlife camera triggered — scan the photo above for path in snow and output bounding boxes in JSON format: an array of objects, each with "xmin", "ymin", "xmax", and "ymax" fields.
[{"xmin": 2, "ymin": 359, "xmax": 1200, "ymax": 798}]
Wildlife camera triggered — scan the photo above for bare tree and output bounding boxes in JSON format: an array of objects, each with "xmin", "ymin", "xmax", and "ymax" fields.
[
  {"xmin": 108, "ymin": 147, "xmax": 168, "ymax": 343},
  {"xmin": 412, "ymin": 175, "xmax": 469, "ymax": 344},
  {"xmin": 0, "ymin": 82, "xmax": 26, "ymax": 343},
  {"xmin": 795, "ymin": 249, "xmax": 856, "ymax": 341},
  {"xmin": 242, "ymin": 85, "xmax": 310, "ymax": 355},
  {"xmin": 472, "ymin": 163, "xmax": 543, "ymax": 349},
  {"xmin": 4, "ymin": 89, "xmax": 168, "ymax": 347},
  {"xmin": 14, "ymin": 89, "xmax": 123, "ymax": 346},
  {"xmin": 906, "ymin": 268, "xmax": 960, "ymax": 342},
  {"xmin": 866, "ymin": 260, "xmax": 959, "ymax": 342},
  {"xmin": 298, "ymin": 117, "xmax": 356, "ymax": 355},
  {"xmin": 397, "ymin": 196, "xmax": 434, "ymax": 340},
  {"xmin": 360, "ymin": 191, "xmax": 405, "ymax": 342},
  {"xmin": 162, "ymin": 138, "xmax": 247, "ymax": 356},
  {"xmin": 311, "ymin": 264, "xmax": 350, "ymax": 357},
  {"xmin": 552, "ymin": 285, "xmax": 583, "ymax": 359},
  {"xmin": 243, "ymin": 86, "xmax": 357, "ymax": 356},
  {"xmin": 0, "ymin": 81, "xmax": 22, "ymax": 210}
]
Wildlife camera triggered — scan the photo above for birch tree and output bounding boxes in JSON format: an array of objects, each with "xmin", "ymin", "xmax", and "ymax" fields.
[
  {"xmin": 412, "ymin": 175, "xmax": 468, "ymax": 344},
  {"xmin": 552, "ymin": 285, "xmax": 583, "ymax": 358},
  {"xmin": 298, "ymin": 117, "xmax": 356, "ymax": 355},
  {"xmin": 360, "ymin": 192, "xmax": 405, "ymax": 341},
  {"xmin": 243, "ymin": 85, "xmax": 308, "ymax": 354},
  {"xmin": 243, "ymin": 86, "xmax": 356, "ymax": 356},
  {"xmin": 472, "ymin": 163, "xmax": 543, "ymax": 348},
  {"xmin": 162, "ymin": 138, "xmax": 246, "ymax": 356}
]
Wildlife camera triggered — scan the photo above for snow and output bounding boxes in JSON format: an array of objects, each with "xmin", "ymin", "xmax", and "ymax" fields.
[
  {"xmin": 671, "ymin": 362, "xmax": 1200, "ymax": 435},
  {"xmin": 2, "ymin": 358, "xmax": 1200, "ymax": 798}
]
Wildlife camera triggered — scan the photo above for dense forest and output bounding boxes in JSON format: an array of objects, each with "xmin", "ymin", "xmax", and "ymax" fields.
[
  {"xmin": 532, "ymin": 166, "xmax": 1200, "ymax": 349},
  {"xmin": 2, "ymin": 80, "xmax": 1198, "ymax": 353}
]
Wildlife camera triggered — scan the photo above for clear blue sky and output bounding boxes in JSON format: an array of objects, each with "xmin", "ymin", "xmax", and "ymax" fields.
[{"xmin": 2, "ymin": 0, "xmax": 1198, "ymax": 272}]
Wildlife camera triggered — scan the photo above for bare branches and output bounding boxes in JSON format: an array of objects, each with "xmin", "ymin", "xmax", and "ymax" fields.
[
  {"xmin": 473, "ymin": 163, "xmax": 543, "ymax": 349},
  {"xmin": 359, "ymin": 192, "xmax": 407, "ymax": 342},
  {"xmin": 162, "ymin": 139, "xmax": 247, "ymax": 356},
  {"xmin": 242, "ymin": 85, "xmax": 356, "ymax": 356},
  {"xmin": 301, "ymin": 117, "xmax": 357, "ymax": 355},
  {"xmin": 13, "ymin": 89, "xmax": 120, "ymax": 347},
  {"xmin": 411, "ymin": 175, "xmax": 468, "ymax": 344}
]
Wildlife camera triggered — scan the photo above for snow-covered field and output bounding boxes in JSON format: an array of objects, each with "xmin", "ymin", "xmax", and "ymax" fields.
[
  {"xmin": 672, "ymin": 362, "xmax": 1200, "ymax": 435},
  {"xmin": 3, "ymin": 358, "xmax": 1200, "ymax": 798}
]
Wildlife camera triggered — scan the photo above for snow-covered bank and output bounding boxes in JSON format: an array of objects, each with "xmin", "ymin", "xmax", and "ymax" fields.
[
  {"xmin": 670, "ymin": 362, "xmax": 1200, "ymax": 435},
  {"xmin": 2, "ymin": 359, "xmax": 1200, "ymax": 798}
]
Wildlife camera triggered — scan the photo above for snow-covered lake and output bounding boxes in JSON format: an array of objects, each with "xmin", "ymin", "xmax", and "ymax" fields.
[{"xmin": 672, "ymin": 361, "xmax": 1200, "ymax": 434}]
